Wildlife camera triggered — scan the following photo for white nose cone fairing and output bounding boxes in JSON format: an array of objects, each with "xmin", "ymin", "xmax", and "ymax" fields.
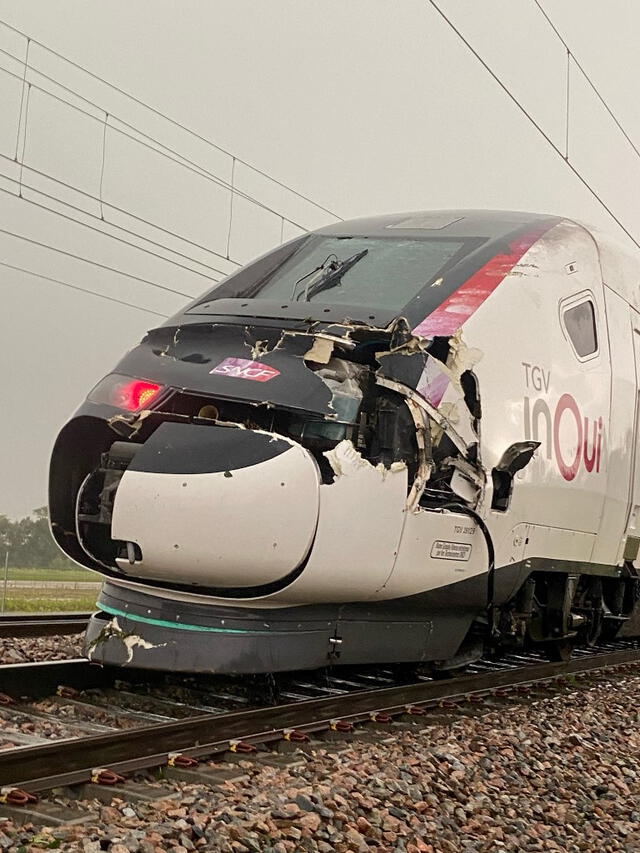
[{"xmin": 111, "ymin": 423, "xmax": 320, "ymax": 588}]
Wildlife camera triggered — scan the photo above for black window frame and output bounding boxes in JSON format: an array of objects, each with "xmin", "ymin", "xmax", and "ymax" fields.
[{"xmin": 560, "ymin": 292, "xmax": 599, "ymax": 361}]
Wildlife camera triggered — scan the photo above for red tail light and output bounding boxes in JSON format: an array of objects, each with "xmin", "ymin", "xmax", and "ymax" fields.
[{"xmin": 88, "ymin": 374, "xmax": 164, "ymax": 411}]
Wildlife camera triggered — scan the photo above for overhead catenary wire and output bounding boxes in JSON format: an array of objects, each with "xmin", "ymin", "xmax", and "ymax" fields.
[
  {"xmin": 0, "ymin": 170, "xmax": 224, "ymax": 283},
  {"xmin": 0, "ymin": 259, "xmax": 168, "ymax": 317},
  {"xmin": 13, "ymin": 36, "xmax": 29, "ymax": 160},
  {"xmin": 532, "ymin": 0, "xmax": 640, "ymax": 162},
  {"xmin": 425, "ymin": 0, "xmax": 640, "ymax": 252},
  {"xmin": 0, "ymin": 17, "xmax": 342, "ymax": 221},
  {"xmin": 0, "ymin": 148, "xmax": 233, "ymax": 277},
  {"xmin": 0, "ymin": 47, "xmax": 314, "ymax": 234},
  {"xmin": 0, "ymin": 225, "xmax": 197, "ymax": 299},
  {"xmin": 0, "ymin": 25, "xmax": 330, "ymax": 305}
]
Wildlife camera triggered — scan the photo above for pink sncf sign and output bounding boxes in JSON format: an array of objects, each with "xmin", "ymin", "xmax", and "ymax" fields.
[{"xmin": 209, "ymin": 357, "xmax": 280, "ymax": 382}]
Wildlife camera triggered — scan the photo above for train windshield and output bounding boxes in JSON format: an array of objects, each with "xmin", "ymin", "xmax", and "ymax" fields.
[{"xmin": 234, "ymin": 236, "xmax": 469, "ymax": 311}]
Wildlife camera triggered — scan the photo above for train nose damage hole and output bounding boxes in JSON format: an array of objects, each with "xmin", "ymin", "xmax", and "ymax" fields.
[{"xmin": 69, "ymin": 321, "xmax": 490, "ymax": 577}]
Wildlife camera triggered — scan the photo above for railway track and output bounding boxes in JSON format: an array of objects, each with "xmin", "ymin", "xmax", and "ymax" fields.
[
  {"xmin": 0, "ymin": 612, "xmax": 91, "ymax": 638},
  {"xmin": 1, "ymin": 641, "xmax": 640, "ymax": 797}
]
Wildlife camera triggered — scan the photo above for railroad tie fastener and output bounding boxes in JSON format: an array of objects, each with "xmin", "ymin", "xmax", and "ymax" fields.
[
  {"xmin": 229, "ymin": 739, "xmax": 257, "ymax": 754},
  {"xmin": 0, "ymin": 787, "xmax": 38, "ymax": 806},
  {"xmin": 57, "ymin": 686, "xmax": 79, "ymax": 699},
  {"xmin": 91, "ymin": 768, "xmax": 125, "ymax": 785},
  {"xmin": 330, "ymin": 719, "xmax": 354, "ymax": 733},
  {"xmin": 167, "ymin": 752, "xmax": 199, "ymax": 768},
  {"xmin": 369, "ymin": 711, "xmax": 392, "ymax": 723},
  {"xmin": 283, "ymin": 728, "xmax": 310, "ymax": 742},
  {"xmin": 0, "ymin": 693, "xmax": 14, "ymax": 706}
]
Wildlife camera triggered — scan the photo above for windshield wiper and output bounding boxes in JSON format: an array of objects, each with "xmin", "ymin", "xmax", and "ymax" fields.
[
  {"xmin": 291, "ymin": 254, "xmax": 337, "ymax": 302},
  {"xmin": 292, "ymin": 249, "xmax": 369, "ymax": 302}
]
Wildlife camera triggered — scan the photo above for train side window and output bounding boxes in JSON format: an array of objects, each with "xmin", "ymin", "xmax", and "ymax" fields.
[{"xmin": 561, "ymin": 296, "xmax": 598, "ymax": 359}]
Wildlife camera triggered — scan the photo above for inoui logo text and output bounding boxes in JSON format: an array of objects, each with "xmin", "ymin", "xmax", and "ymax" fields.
[{"xmin": 523, "ymin": 362, "xmax": 603, "ymax": 482}]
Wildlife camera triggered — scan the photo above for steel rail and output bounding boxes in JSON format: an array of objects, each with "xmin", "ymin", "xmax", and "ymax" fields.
[
  {"xmin": 0, "ymin": 612, "xmax": 91, "ymax": 638},
  {"xmin": 1, "ymin": 646, "xmax": 639, "ymax": 792},
  {"xmin": 0, "ymin": 658, "xmax": 162, "ymax": 698}
]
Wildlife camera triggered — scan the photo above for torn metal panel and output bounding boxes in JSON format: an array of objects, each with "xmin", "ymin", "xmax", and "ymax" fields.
[
  {"xmin": 374, "ymin": 318, "xmax": 430, "ymax": 389},
  {"xmin": 416, "ymin": 356, "xmax": 451, "ymax": 408},
  {"xmin": 302, "ymin": 336, "xmax": 334, "ymax": 364},
  {"xmin": 116, "ymin": 323, "xmax": 336, "ymax": 416},
  {"xmin": 450, "ymin": 467, "xmax": 482, "ymax": 503},
  {"xmin": 108, "ymin": 408, "xmax": 154, "ymax": 438},
  {"xmin": 87, "ymin": 616, "xmax": 168, "ymax": 664},
  {"xmin": 324, "ymin": 437, "xmax": 407, "ymax": 479},
  {"xmin": 376, "ymin": 348, "xmax": 428, "ymax": 390},
  {"xmin": 414, "ymin": 331, "xmax": 483, "ymax": 452},
  {"xmin": 437, "ymin": 399, "xmax": 477, "ymax": 451},
  {"xmin": 404, "ymin": 397, "xmax": 432, "ymax": 511},
  {"xmin": 250, "ymin": 339, "xmax": 272, "ymax": 359},
  {"xmin": 376, "ymin": 375, "xmax": 469, "ymax": 457},
  {"xmin": 446, "ymin": 328, "xmax": 484, "ymax": 381}
]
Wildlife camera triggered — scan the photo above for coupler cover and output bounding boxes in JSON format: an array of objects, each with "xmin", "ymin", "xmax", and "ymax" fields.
[{"xmin": 111, "ymin": 422, "xmax": 320, "ymax": 588}]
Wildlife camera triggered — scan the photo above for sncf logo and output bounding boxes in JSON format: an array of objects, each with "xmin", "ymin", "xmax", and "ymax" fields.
[{"xmin": 209, "ymin": 357, "xmax": 280, "ymax": 383}]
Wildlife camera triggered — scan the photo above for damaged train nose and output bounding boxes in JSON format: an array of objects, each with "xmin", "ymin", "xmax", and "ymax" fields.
[
  {"xmin": 85, "ymin": 424, "xmax": 321, "ymax": 590},
  {"xmin": 53, "ymin": 208, "xmax": 572, "ymax": 674}
]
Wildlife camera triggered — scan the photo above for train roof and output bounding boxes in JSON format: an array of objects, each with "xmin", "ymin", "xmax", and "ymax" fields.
[
  {"xmin": 314, "ymin": 208, "xmax": 555, "ymax": 239},
  {"xmin": 174, "ymin": 209, "xmax": 640, "ymax": 331}
]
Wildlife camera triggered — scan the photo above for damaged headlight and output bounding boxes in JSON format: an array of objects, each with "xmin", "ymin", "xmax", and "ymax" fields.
[{"xmin": 88, "ymin": 374, "xmax": 165, "ymax": 412}]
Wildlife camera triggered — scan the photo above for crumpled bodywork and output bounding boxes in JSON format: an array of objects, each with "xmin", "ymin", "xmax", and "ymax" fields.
[
  {"xmin": 50, "ymin": 310, "xmax": 486, "ymax": 599},
  {"xmin": 51, "ymin": 208, "xmax": 601, "ymax": 673},
  {"xmin": 49, "ymin": 209, "xmax": 560, "ymax": 605}
]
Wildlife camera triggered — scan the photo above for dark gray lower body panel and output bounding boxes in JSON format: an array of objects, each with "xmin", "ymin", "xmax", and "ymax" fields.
[{"xmin": 84, "ymin": 578, "xmax": 487, "ymax": 673}]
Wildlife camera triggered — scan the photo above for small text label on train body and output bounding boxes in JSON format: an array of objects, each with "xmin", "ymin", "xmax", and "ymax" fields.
[
  {"xmin": 209, "ymin": 357, "xmax": 280, "ymax": 382},
  {"xmin": 430, "ymin": 540, "xmax": 473, "ymax": 561}
]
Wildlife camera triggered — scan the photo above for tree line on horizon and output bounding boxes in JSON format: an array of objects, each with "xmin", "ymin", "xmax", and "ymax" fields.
[{"xmin": 0, "ymin": 507, "xmax": 75, "ymax": 568}]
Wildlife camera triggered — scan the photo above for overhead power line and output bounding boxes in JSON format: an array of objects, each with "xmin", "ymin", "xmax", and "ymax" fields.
[
  {"xmin": 425, "ymin": 0, "xmax": 640, "ymax": 252},
  {"xmin": 0, "ymin": 146, "xmax": 234, "ymax": 277},
  {"xmin": 0, "ymin": 176, "xmax": 223, "ymax": 284},
  {"xmin": 0, "ymin": 18, "xmax": 342, "ymax": 220},
  {"xmin": 0, "ymin": 57, "xmax": 307, "ymax": 240},
  {"xmin": 0, "ymin": 226, "xmax": 196, "ymax": 299},
  {"xmin": 0, "ymin": 259, "xmax": 168, "ymax": 317},
  {"xmin": 532, "ymin": 0, "xmax": 640, "ymax": 161}
]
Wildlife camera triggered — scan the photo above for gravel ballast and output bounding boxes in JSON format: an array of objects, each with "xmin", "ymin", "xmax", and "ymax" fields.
[
  {"xmin": 1, "ymin": 670, "xmax": 640, "ymax": 851},
  {"xmin": 0, "ymin": 634, "xmax": 84, "ymax": 664}
]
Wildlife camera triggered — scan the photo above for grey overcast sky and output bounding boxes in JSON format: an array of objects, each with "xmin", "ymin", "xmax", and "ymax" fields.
[{"xmin": 0, "ymin": 0, "xmax": 639, "ymax": 518}]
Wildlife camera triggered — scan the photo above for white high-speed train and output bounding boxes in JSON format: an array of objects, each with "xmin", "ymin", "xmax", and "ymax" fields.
[{"xmin": 49, "ymin": 209, "xmax": 640, "ymax": 672}]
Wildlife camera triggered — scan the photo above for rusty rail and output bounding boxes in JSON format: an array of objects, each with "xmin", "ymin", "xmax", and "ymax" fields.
[
  {"xmin": 0, "ymin": 612, "xmax": 91, "ymax": 638},
  {"xmin": 1, "ymin": 645, "xmax": 639, "ymax": 792}
]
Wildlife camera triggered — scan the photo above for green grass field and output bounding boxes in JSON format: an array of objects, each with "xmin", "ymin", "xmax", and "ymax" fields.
[
  {"xmin": 5, "ymin": 566, "xmax": 99, "ymax": 582},
  {"xmin": 0, "ymin": 573, "xmax": 101, "ymax": 612},
  {"xmin": 3, "ymin": 594, "xmax": 98, "ymax": 612}
]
